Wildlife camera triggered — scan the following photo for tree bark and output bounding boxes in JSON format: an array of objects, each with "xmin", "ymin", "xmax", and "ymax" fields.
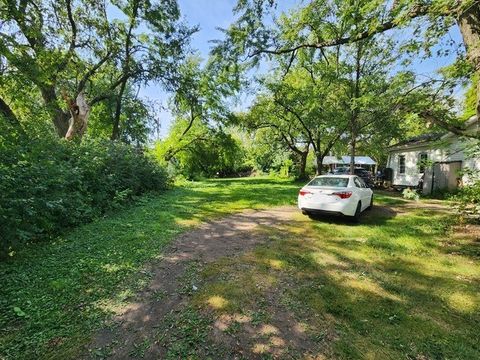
[
  {"xmin": 457, "ymin": 2, "xmax": 480, "ymax": 121},
  {"xmin": 65, "ymin": 92, "xmax": 90, "ymax": 140},
  {"xmin": 111, "ymin": 1, "xmax": 139, "ymax": 140},
  {"xmin": 111, "ymin": 81, "xmax": 127, "ymax": 140},
  {"xmin": 349, "ymin": 136, "xmax": 356, "ymax": 175},
  {"xmin": 298, "ymin": 151, "xmax": 308, "ymax": 179},
  {"xmin": 316, "ymin": 152, "xmax": 323, "ymax": 175},
  {"xmin": 350, "ymin": 42, "xmax": 362, "ymax": 175},
  {"xmin": 40, "ymin": 86, "xmax": 70, "ymax": 137}
]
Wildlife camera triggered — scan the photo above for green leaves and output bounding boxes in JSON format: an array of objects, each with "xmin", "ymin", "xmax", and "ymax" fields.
[
  {"xmin": 0, "ymin": 0, "xmax": 195, "ymax": 139},
  {"xmin": 155, "ymin": 117, "xmax": 247, "ymax": 179},
  {"xmin": 0, "ymin": 135, "xmax": 170, "ymax": 258},
  {"xmin": 13, "ymin": 307, "xmax": 26, "ymax": 318}
]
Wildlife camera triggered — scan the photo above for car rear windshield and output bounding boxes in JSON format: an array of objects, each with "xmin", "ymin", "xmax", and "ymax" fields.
[{"xmin": 308, "ymin": 177, "xmax": 349, "ymax": 187}]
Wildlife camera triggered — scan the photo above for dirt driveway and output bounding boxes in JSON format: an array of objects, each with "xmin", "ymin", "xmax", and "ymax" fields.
[
  {"xmin": 83, "ymin": 199, "xmax": 462, "ymax": 359},
  {"xmin": 84, "ymin": 206, "xmax": 303, "ymax": 359}
]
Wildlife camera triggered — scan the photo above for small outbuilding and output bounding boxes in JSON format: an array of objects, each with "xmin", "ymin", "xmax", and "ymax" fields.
[
  {"xmin": 322, "ymin": 156, "xmax": 377, "ymax": 166},
  {"xmin": 386, "ymin": 116, "xmax": 480, "ymax": 195}
]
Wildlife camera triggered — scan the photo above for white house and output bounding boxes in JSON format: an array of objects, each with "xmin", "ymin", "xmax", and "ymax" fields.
[{"xmin": 386, "ymin": 116, "xmax": 480, "ymax": 194}]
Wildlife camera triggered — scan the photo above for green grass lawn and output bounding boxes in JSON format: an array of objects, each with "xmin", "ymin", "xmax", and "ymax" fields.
[
  {"xmin": 0, "ymin": 177, "xmax": 300, "ymax": 360},
  {"xmin": 171, "ymin": 193, "xmax": 480, "ymax": 359},
  {"xmin": 1, "ymin": 178, "xmax": 479, "ymax": 359}
]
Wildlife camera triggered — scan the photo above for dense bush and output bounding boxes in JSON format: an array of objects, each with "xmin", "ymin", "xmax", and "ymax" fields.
[
  {"xmin": 0, "ymin": 131, "xmax": 169, "ymax": 258},
  {"xmin": 452, "ymin": 173, "xmax": 480, "ymax": 221},
  {"xmin": 402, "ymin": 188, "xmax": 420, "ymax": 201},
  {"xmin": 451, "ymin": 144, "xmax": 480, "ymax": 220},
  {"xmin": 155, "ymin": 120, "xmax": 250, "ymax": 180}
]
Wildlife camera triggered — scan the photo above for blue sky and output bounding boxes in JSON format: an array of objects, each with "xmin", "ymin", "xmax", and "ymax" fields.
[
  {"xmin": 141, "ymin": 0, "xmax": 239, "ymax": 138},
  {"xmin": 142, "ymin": 1, "xmax": 463, "ymax": 139}
]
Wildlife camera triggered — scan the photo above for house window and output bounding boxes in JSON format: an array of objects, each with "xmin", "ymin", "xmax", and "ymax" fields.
[
  {"xmin": 418, "ymin": 153, "xmax": 428, "ymax": 173},
  {"xmin": 398, "ymin": 155, "xmax": 406, "ymax": 174}
]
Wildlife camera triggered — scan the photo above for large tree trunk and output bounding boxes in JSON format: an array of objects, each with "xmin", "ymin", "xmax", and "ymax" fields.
[
  {"xmin": 65, "ymin": 92, "xmax": 90, "ymax": 140},
  {"xmin": 315, "ymin": 152, "xmax": 323, "ymax": 175},
  {"xmin": 350, "ymin": 42, "xmax": 362, "ymax": 175},
  {"xmin": 458, "ymin": 2, "xmax": 480, "ymax": 120},
  {"xmin": 298, "ymin": 151, "xmax": 308, "ymax": 179},
  {"xmin": 40, "ymin": 86, "xmax": 70, "ymax": 137}
]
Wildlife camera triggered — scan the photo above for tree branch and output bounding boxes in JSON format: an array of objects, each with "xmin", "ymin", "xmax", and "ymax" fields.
[
  {"xmin": 274, "ymin": 98, "xmax": 316, "ymax": 148},
  {"xmin": 57, "ymin": 0, "xmax": 77, "ymax": 73},
  {"xmin": 180, "ymin": 105, "xmax": 198, "ymax": 138},
  {"xmin": 419, "ymin": 110, "xmax": 479, "ymax": 139},
  {"xmin": 89, "ymin": 71, "xmax": 134, "ymax": 105},
  {"xmin": 77, "ymin": 52, "xmax": 112, "ymax": 94},
  {"xmin": 250, "ymin": 4, "xmax": 455, "ymax": 57}
]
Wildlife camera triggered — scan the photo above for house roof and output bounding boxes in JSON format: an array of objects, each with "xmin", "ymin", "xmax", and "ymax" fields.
[
  {"xmin": 389, "ymin": 132, "xmax": 445, "ymax": 149},
  {"xmin": 322, "ymin": 156, "xmax": 376, "ymax": 165},
  {"xmin": 388, "ymin": 115, "xmax": 478, "ymax": 151}
]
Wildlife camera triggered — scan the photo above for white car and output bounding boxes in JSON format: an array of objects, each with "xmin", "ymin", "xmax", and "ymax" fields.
[{"xmin": 298, "ymin": 175, "xmax": 373, "ymax": 220}]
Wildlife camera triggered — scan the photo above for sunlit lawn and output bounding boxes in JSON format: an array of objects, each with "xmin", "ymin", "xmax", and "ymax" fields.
[
  {"xmin": 0, "ymin": 177, "xmax": 300, "ymax": 359},
  {"xmin": 1, "ymin": 178, "xmax": 479, "ymax": 359},
  {"xmin": 165, "ymin": 193, "xmax": 480, "ymax": 359}
]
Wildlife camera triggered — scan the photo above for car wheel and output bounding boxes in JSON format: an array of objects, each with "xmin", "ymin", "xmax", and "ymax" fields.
[
  {"xmin": 366, "ymin": 195, "xmax": 373, "ymax": 210},
  {"xmin": 351, "ymin": 202, "xmax": 362, "ymax": 222},
  {"xmin": 302, "ymin": 210, "xmax": 309, "ymax": 216}
]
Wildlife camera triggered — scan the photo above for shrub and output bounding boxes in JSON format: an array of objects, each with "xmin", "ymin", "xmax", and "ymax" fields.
[
  {"xmin": 402, "ymin": 188, "xmax": 420, "ymax": 201},
  {"xmin": 0, "ymin": 132, "xmax": 169, "ymax": 258},
  {"xmin": 452, "ymin": 181, "xmax": 480, "ymax": 221}
]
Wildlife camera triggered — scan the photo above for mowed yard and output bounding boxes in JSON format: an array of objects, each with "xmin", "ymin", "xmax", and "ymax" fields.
[{"xmin": 1, "ymin": 178, "xmax": 479, "ymax": 359}]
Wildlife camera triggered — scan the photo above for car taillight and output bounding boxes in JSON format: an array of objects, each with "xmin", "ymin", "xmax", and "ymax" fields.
[
  {"xmin": 299, "ymin": 190, "xmax": 312, "ymax": 196},
  {"xmin": 332, "ymin": 191, "xmax": 352, "ymax": 199}
]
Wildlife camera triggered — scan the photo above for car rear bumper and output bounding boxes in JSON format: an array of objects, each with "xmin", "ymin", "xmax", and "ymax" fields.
[
  {"xmin": 300, "ymin": 207, "xmax": 345, "ymax": 217},
  {"xmin": 298, "ymin": 197, "xmax": 357, "ymax": 216}
]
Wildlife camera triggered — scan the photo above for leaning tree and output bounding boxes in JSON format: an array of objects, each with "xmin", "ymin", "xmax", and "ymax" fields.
[{"xmin": 0, "ymin": 0, "xmax": 193, "ymax": 140}]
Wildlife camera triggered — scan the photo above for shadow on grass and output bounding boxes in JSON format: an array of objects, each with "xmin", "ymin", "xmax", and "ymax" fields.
[
  {"xmin": 0, "ymin": 178, "xmax": 302, "ymax": 359},
  {"xmin": 88, "ymin": 199, "xmax": 479, "ymax": 359},
  {"xmin": 145, "ymin": 205, "xmax": 479, "ymax": 359},
  {"xmin": 2, "ymin": 177, "xmax": 476, "ymax": 359},
  {"xmin": 305, "ymin": 204, "xmax": 397, "ymax": 226}
]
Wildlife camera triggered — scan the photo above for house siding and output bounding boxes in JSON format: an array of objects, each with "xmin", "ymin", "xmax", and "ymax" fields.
[
  {"xmin": 387, "ymin": 137, "xmax": 479, "ymax": 187},
  {"xmin": 387, "ymin": 116, "xmax": 479, "ymax": 189},
  {"xmin": 387, "ymin": 147, "xmax": 444, "ymax": 187}
]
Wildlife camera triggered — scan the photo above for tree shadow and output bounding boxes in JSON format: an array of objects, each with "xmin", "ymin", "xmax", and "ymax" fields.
[
  {"xmin": 81, "ymin": 201, "xmax": 480, "ymax": 359},
  {"xmin": 438, "ymin": 224, "xmax": 480, "ymax": 261},
  {"xmin": 304, "ymin": 204, "xmax": 397, "ymax": 226}
]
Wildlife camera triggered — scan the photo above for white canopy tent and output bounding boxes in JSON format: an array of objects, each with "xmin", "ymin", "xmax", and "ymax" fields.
[{"xmin": 322, "ymin": 156, "xmax": 376, "ymax": 166}]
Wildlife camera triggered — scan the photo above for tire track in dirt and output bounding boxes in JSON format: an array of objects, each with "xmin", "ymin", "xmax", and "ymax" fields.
[{"xmin": 82, "ymin": 206, "xmax": 298, "ymax": 359}]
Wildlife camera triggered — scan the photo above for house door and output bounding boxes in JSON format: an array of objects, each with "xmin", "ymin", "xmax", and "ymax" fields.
[{"xmin": 433, "ymin": 161, "xmax": 462, "ymax": 192}]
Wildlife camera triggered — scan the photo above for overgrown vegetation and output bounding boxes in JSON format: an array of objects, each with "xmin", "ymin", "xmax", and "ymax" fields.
[
  {"xmin": 0, "ymin": 178, "xmax": 299, "ymax": 359},
  {"xmin": 154, "ymin": 119, "xmax": 249, "ymax": 179},
  {"xmin": 0, "ymin": 0, "xmax": 194, "ymax": 256},
  {"xmin": 0, "ymin": 127, "xmax": 169, "ymax": 258}
]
